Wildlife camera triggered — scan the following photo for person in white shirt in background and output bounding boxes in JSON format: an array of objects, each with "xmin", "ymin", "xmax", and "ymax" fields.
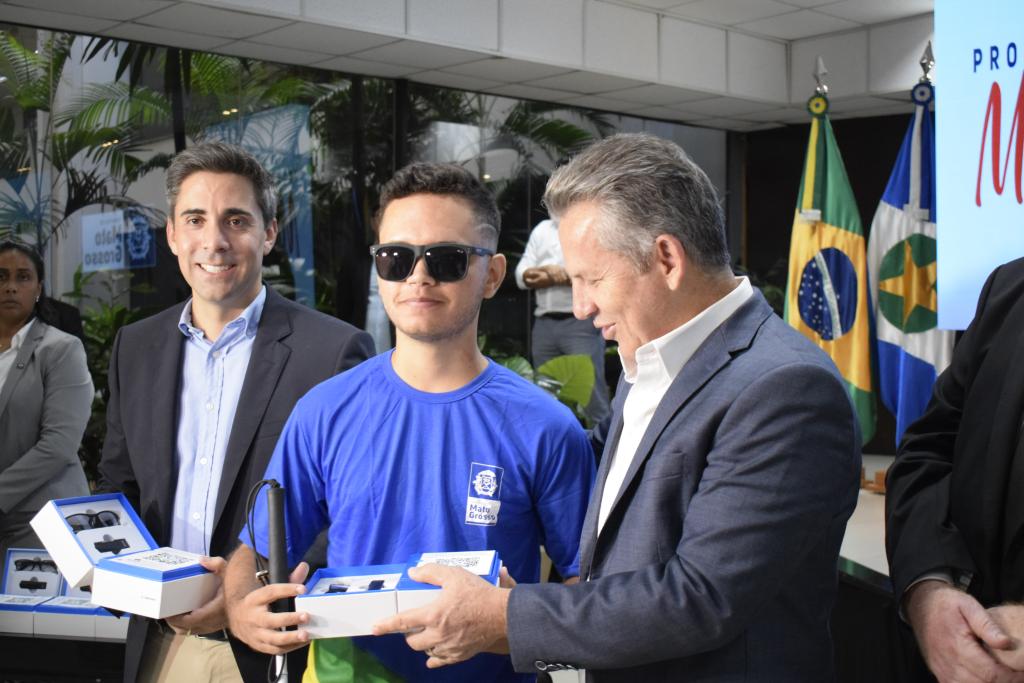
[{"xmin": 515, "ymin": 218, "xmax": 610, "ymax": 424}]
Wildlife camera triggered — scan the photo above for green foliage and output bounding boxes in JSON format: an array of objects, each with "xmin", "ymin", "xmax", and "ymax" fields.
[
  {"xmin": 537, "ymin": 354, "xmax": 595, "ymax": 413},
  {"xmin": 62, "ymin": 268, "xmax": 153, "ymax": 485},
  {"xmin": 479, "ymin": 334, "xmax": 596, "ymax": 426}
]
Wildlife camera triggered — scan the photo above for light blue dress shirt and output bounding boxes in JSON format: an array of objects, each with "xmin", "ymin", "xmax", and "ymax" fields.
[{"xmin": 171, "ymin": 286, "xmax": 266, "ymax": 555}]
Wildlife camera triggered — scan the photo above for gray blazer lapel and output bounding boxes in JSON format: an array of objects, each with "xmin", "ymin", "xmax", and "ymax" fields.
[
  {"xmin": 212, "ymin": 289, "xmax": 291, "ymax": 531},
  {"xmin": 0, "ymin": 321, "xmax": 45, "ymax": 421},
  {"xmin": 594, "ymin": 293, "xmax": 773, "ymax": 546}
]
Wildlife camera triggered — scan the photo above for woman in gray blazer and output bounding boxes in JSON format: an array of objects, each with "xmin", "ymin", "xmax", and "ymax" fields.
[{"xmin": 0, "ymin": 240, "xmax": 92, "ymax": 561}]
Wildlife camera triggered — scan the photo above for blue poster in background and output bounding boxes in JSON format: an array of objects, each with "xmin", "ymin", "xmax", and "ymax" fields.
[
  {"xmin": 936, "ymin": 0, "xmax": 1024, "ymax": 329},
  {"xmin": 123, "ymin": 207, "xmax": 156, "ymax": 269}
]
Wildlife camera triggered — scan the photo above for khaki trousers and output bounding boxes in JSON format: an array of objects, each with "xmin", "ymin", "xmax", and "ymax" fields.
[{"xmin": 137, "ymin": 621, "xmax": 244, "ymax": 683}]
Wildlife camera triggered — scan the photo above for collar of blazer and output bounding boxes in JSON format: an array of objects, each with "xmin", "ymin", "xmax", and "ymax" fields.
[
  {"xmin": 0, "ymin": 319, "xmax": 49, "ymax": 420},
  {"xmin": 580, "ymin": 291, "xmax": 774, "ymax": 574}
]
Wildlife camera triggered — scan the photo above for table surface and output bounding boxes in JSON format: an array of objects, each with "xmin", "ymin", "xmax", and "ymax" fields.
[{"xmin": 838, "ymin": 455, "xmax": 893, "ymax": 592}]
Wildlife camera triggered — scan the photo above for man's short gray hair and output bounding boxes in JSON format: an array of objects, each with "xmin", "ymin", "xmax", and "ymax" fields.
[{"xmin": 543, "ymin": 133, "xmax": 730, "ymax": 272}]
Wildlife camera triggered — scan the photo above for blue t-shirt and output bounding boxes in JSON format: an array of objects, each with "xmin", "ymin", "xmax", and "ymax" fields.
[{"xmin": 248, "ymin": 351, "xmax": 595, "ymax": 681}]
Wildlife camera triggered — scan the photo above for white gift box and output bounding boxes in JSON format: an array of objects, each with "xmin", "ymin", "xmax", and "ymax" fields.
[
  {"xmin": 29, "ymin": 493, "xmax": 156, "ymax": 588},
  {"xmin": 297, "ymin": 564, "xmax": 405, "ymax": 639},
  {"xmin": 91, "ymin": 547, "xmax": 217, "ymax": 620},
  {"xmin": 33, "ymin": 596, "xmax": 97, "ymax": 639},
  {"xmin": 2, "ymin": 548, "xmax": 62, "ymax": 599},
  {"xmin": 0, "ymin": 595, "xmax": 50, "ymax": 634},
  {"xmin": 295, "ymin": 550, "xmax": 503, "ymax": 639},
  {"xmin": 396, "ymin": 550, "xmax": 501, "ymax": 611}
]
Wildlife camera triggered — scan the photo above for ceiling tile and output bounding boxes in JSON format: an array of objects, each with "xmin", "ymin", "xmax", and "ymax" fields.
[
  {"xmin": 679, "ymin": 96, "xmax": 774, "ymax": 117},
  {"xmin": 826, "ymin": 96, "xmax": 903, "ymax": 113},
  {"xmin": 3, "ymin": 0, "xmax": 173, "ymax": 21},
  {"xmin": 0, "ymin": 4, "xmax": 118, "ymax": 32},
  {"xmin": 483, "ymin": 83, "xmax": 577, "ymax": 102},
  {"xmin": 310, "ymin": 55, "xmax": 421, "ymax": 78},
  {"xmin": 617, "ymin": 0, "xmax": 694, "ymax": 9},
  {"xmin": 412, "ymin": 70, "xmax": 502, "ymax": 92},
  {"xmin": 736, "ymin": 9, "xmax": 859, "ymax": 40},
  {"xmin": 214, "ymin": 40, "xmax": 329, "ymax": 66},
  {"xmin": 815, "ymin": 0, "xmax": 933, "ymax": 25},
  {"xmin": 443, "ymin": 58, "xmax": 572, "ymax": 83},
  {"xmin": 667, "ymin": 0, "xmax": 796, "ymax": 26},
  {"xmin": 136, "ymin": 3, "xmax": 292, "ymax": 40},
  {"xmin": 524, "ymin": 70, "xmax": 647, "ymax": 94},
  {"xmin": 601, "ymin": 83, "xmax": 710, "ymax": 105},
  {"xmin": 630, "ymin": 105, "xmax": 690, "ymax": 121},
  {"xmin": 829, "ymin": 102, "xmax": 914, "ymax": 120},
  {"xmin": 555, "ymin": 94, "xmax": 648, "ymax": 112},
  {"xmin": 776, "ymin": 0, "xmax": 844, "ymax": 7},
  {"xmin": 348, "ymin": 40, "xmax": 489, "ymax": 70},
  {"xmin": 736, "ymin": 107, "xmax": 810, "ymax": 123},
  {"xmin": 248, "ymin": 22, "xmax": 397, "ymax": 55},
  {"xmin": 100, "ymin": 22, "xmax": 235, "ymax": 51}
]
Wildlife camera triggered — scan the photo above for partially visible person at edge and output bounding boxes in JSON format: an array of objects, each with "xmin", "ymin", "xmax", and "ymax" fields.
[{"xmin": 0, "ymin": 239, "xmax": 92, "ymax": 560}]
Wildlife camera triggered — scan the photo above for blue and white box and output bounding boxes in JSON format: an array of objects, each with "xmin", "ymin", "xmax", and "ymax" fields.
[
  {"xmin": 91, "ymin": 547, "xmax": 218, "ymax": 620},
  {"xmin": 33, "ymin": 596, "xmax": 97, "ymax": 639},
  {"xmin": 30, "ymin": 493, "xmax": 156, "ymax": 588},
  {"xmin": 2, "ymin": 548, "xmax": 62, "ymax": 598},
  {"xmin": 0, "ymin": 595, "xmax": 50, "ymax": 634},
  {"xmin": 297, "ymin": 564, "xmax": 405, "ymax": 639},
  {"xmin": 396, "ymin": 550, "xmax": 501, "ymax": 611}
]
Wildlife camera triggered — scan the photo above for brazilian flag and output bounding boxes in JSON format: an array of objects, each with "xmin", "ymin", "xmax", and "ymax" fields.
[{"xmin": 784, "ymin": 94, "xmax": 876, "ymax": 442}]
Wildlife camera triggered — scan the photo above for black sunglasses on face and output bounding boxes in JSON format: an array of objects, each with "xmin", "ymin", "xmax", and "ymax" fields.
[
  {"xmin": 14, "ymin": 558, "xmax": 57, "ymax": 573},
  {"xmin": 65, "ymin": 511, "xmax": 121, "ymax": 532},
  {"xmin": 370, "ymin": 242, "xmax": 495, "ymax": 283}
]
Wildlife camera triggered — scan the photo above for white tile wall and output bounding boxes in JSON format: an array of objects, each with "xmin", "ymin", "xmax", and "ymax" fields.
[
  {"xmin": 790, "ymin": 29, "xmax": 869, "ymax": 103},
  {"xmin": 500, "ymin": 0, "xmax": 583, "ymax": 67},
  {"xmin": 408, "ymin": 0, "xmax": 498, "ymax": 51},
  {"xmin": 868, "ymin": 15, "xmax": 933, "ymax": 95},
  {"xmin": 303, "ymin": 0, "xmax": 406, "ymax": 35},
  {"xmin": 660, "ymin": 17, "xmax": 726, "ymax": 93},
  {"xmin": 728, "ymin": 32, "xmax": 787, "ymax": 103},
  {"xmin": 584, "ymin": 1, "xmax": 658, "ymax": 80}
]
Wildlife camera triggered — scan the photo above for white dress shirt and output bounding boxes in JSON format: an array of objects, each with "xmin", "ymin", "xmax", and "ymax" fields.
[
  {"xmin": 597, "ymin": 277, "xmax": 754, "ymax": 533},
  {"xmin": 514, "ymin": 219, "xmax": 574, "ymax": 316},
  {"xmin": 0, "ymin": 318, "xmax": 34, "ymax": 388}
]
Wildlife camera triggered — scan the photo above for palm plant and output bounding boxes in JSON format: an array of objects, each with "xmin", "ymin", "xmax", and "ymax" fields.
[{"xmin": 0, "ymin": 31, "xmax": 144, "ymax": 246}]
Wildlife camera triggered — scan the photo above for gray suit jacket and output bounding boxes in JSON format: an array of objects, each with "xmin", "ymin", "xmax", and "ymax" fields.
[
  {"xmin": 507, "ymin": 291, "xmax": 861, "ymax": 682},
  {"xmin": 98, "ymin": 286, "xmax": 375, "ymax": 683},
  {"xmin": 0, "ymin": 321, "xmax": 92, "ymax": 549}
]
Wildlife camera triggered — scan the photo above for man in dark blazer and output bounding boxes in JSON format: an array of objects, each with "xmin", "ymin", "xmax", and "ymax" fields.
[
  {"xmin": 374, "ymin": 133, "xmax": 862, "ymax": 681},
  {"xmin": 98, "ymin": 142, "xmax": 374, "ymax": 683},
  {"xmin": 887, "ymin": 257, "xmax": 1024, "ymax": 682}
]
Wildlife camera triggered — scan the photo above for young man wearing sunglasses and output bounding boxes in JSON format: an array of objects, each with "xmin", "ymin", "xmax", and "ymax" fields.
[
  {"xmin": 97, "ymin": 142, "xmax": 374, "ymax": 683},
  {"xmin": 223, "ymin": 162, "xmax": 595, "ymax": 682}
]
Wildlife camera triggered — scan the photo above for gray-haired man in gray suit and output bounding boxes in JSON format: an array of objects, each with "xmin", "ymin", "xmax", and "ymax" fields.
[{"xmin": 375, "ymin": 133, "xmax": 862, "ymax": 682}]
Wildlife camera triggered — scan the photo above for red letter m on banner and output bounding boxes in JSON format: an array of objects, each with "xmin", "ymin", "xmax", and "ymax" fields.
[{"xmin": 977, "ymin": 72, "xmax": 1024, "ymax": 206}]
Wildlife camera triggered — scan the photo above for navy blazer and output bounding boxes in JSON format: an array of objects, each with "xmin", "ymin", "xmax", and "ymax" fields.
[
  {"xmin": 98, "ymin": 287, "xmax": 374, "ymax": 683},
  {"xmin": 507, "ymin": 290, "xmax": 861, "ymax": 682}
]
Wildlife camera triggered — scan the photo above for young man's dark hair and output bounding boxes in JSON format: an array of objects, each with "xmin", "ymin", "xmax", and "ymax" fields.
[{"xmin": 378, "ymin": 163, "xmax": 500, "ymax": 247}]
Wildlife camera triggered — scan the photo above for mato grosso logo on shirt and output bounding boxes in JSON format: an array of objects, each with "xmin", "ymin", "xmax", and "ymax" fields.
[{"xmin": 465, "ymin": 462, "xmax": 503, "ymax": 526}]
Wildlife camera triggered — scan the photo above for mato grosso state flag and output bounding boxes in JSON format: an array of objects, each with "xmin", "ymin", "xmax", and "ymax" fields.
[
  {"xmin": 867, "ymin": 80, "xmax": 953, "ymax": 444},
  {"xmin": 784, "ymin": 93, "xmax": 876, "ymax": 442}
]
